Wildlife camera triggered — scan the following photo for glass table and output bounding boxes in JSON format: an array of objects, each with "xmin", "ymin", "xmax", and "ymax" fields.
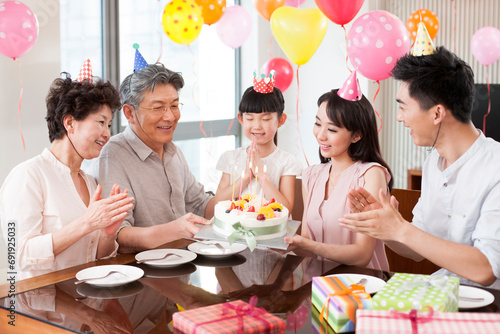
[{"xmin": 1, "ymin": 240, "xmax": 499, "ymax": 333}]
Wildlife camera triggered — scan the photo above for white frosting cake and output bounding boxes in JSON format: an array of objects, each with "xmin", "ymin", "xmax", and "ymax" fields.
[{"xmin": 213, "ymin": 196, "xmax": 289, "ymax": 240}]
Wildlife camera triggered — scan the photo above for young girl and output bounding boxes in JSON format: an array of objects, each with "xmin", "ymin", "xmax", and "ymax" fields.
[
  {"xmin": 215, "ymin": 72, "xmax": 302, "ymax": 213},
  {"xmin": 285, "ymin": 87, "xmax": 393, "ymax": 271}
]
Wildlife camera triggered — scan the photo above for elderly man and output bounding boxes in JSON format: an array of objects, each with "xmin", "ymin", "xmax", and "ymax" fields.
[
  {"xmin": 90, "ymin": 63, "xmax": 214, "ymax": 253},
  {"xmin": 340, "ymin": 47, "xmax": 500, "ymax": 289}
]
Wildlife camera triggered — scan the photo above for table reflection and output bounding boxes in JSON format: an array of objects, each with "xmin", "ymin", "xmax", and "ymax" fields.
[{"xmin": 2, "ymin": 247, "xmax": 499, "ymax": 333}]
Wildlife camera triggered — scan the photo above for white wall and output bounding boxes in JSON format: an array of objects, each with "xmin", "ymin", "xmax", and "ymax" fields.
[
  {"xmin": 0, "ymin": 0, "xmax": 60, "ymax": 184},
  {"xmin": 0, "ymin": 0, "xmax": 60, "ymax": 284}
]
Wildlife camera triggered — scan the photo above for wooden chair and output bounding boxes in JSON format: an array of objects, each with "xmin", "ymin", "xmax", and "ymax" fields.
[{"xmin": 385, "ymin": 188, "xmax": 440, "ymax": 274}]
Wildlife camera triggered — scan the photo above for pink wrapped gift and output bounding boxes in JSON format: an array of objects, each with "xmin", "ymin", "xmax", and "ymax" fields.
[
  {"xmin": 173, "ymin": 296, "xmax": 285, "ymax": 334},
  {"xmin": 356, "ymin": 309, "xmax": 500, "ymax": 334}
]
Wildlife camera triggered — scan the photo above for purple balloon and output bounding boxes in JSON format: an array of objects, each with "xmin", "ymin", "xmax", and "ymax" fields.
[
  {"xmin": 471, "ymin": 26, "xmax": 500, "ymax": 66},
  {"xmin": 0, "ymin": 1, "xmax": 39, "ymax": 60},
  {"xmin": 216, "ymin": 5, "xmax": 252, "ymax": 49}
]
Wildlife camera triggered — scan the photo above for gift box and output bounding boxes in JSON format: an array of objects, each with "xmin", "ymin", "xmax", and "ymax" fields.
[
  {"xmin": 172, "ymin": 297, "xmax": 285, "ymax": 334},
  {"xmin": 372, "ymin": 273, "xmax": 459, "ymax": 312},
  {"xmin": 311, "ymin": 275, "xmax": 372, "ymax": 333},
  {"xmin": 311, "ymin": 304, "xmax": 335, "ymax": 334},
  {"xmin": 356, "ymin": 309, "xmax": 500, "ymax": 334}
]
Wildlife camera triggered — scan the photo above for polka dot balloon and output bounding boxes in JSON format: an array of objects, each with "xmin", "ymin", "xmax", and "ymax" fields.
[
  {"xmin": 162, "ymin": 0, "xmax": 204, "ymax": 45},
  {"xmin": 0, "ymin": 1, "xmax": 39, "ymax": 60},
  {"xmin": 347, "ymin": 10, "xmax": 411, "ymax": 81}
]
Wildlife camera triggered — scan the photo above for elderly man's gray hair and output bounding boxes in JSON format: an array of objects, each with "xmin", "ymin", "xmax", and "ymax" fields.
[{"xmin": 120, "ymin": 63, "xmax": 184, "ymax": 107}]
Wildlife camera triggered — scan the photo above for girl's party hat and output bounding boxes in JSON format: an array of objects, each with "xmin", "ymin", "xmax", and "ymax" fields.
[{"xmin": 253, "ymin": 70, "xmax": 276, "ymax": 94}]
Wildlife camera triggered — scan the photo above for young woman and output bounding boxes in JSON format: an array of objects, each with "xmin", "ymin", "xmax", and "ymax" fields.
[{"xmin": 285, "ymin": 89, "xmax": 393, "ymax": 271}]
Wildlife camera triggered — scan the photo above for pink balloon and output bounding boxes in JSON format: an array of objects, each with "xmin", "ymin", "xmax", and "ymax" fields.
[
  {"xmin": 347, "ymin": 10, "xmax": 410, "ymax": 81},
  {"xmin": 216, "ymin": 5, "xmax": 252, "ymax": 49},
  {"xmin": 285, "ymin": 0, "xmax": 305, "ymax": 7},
  {"xmin": 471, "ymin": 26, "xmax": 500, "ymax": 66},
  {"xmin": 0, "ymin": 1, "xmax": 39, "ymax": 60},
  {"xmin": 262, "ymin": 57, "xmax": 293, "ymax": 92},
  {"xmin": 315, "ymin": 0, "xmax": 365, "ymax": 26}
]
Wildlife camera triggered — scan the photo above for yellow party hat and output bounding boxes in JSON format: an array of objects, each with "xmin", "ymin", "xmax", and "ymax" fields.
[{"xmin": 412, "ymin": 22, "xmax": 436, "ymax": 56}]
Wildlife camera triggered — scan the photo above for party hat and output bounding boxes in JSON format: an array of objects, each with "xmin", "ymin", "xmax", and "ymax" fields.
[
  {"xmin": 253, "ymin": 70, "xmax": 275, "ymax": 94},
  {"xmin": 75, "ymin": 59, "xmax": 93, "ymax": 84},
  {"xmin": 412, "ymin": 22, "xmax": 436, "ymax": 56},
  {"xmin": 337, "ymin": 71, "xmax": 362, "ymax": 101},
  {"xmin": 133, "ymin": 43, "xmax": 148, "ymax": 72}
]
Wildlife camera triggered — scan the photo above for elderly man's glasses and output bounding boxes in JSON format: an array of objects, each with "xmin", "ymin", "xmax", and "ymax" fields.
[{"xmin": 136, "ymin": 103, "xmax": 183, "ymax": 115}]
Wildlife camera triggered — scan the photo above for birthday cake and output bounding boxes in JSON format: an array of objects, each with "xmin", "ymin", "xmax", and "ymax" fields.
[{"xmin": 213, "ymin": 194, "xmax": 289, "ymax": 241}]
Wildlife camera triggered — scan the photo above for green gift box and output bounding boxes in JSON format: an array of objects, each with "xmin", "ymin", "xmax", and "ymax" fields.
[{"xmin": 372, "ymin": 273, "xmax": 459, "ymax": 312}]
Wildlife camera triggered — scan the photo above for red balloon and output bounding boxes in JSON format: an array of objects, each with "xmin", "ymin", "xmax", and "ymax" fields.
[
  {"xmin": 315, "ymin": 0, "xmax": 365, "ymax": 26},
  {"xmin": 262, "ymin": 58, "xmax": 293, "ymax": 92}
]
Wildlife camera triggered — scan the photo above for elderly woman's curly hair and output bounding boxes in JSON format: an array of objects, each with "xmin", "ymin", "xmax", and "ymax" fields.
[{"xmin": 45, "ymin": 73, "xmax": 121, "ymax": 142}]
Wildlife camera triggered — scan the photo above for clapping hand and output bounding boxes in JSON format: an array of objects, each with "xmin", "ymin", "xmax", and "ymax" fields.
[{"xmin": 83, "ymin": 184, "xmax": 134, "ymax": 235}]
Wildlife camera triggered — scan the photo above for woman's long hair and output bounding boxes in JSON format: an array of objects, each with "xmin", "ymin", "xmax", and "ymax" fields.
[{"xmin": 317, "ymin": 89, "xmax": 393, "ymax": 190}]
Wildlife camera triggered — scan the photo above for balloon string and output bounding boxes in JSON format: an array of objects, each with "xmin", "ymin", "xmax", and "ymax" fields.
[
  {"xmin": 483, "ymin": 68, "xmax": 491, "ymax": 134},
  {"xmin": 268, "ymin": 35, "xmax": 273, "ymax": 59},
  {"xmin": 342, "ymin": 25, "xmax": 352, "ymax": 73},
  {"xmin": 188, "ymin": 45, "xmax": 207, "ymax": 137},
  {"xmin": 452, "ymin": 0, "xmax": 457, "ymax": 54},
  {"xmin": 296, "ymin": 66, "xmax": 309, "ymax": 167},
  {"xmin": 16, "ymin": 59, "xmax": 26, "ymax": 153},
  {"xmin": 155, "ymin": 0, "xmax": 163, "ymax": 63},
  {"xmin": 373, "ymin": 81, "xmax": 383, "ymax": 133}
]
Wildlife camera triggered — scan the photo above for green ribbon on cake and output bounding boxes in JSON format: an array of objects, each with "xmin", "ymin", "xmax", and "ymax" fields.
[
  {"xmin": 228, "ymin": 223, "xmax": 258, "ymax": 251},
  {"xmin": 215, "ymin": 217, "xmax": 288, "ymax": 252}
]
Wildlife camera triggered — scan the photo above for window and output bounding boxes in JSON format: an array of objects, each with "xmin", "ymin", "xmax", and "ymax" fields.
[
  {"xmin": 60, "ymin": 0, "xmax": 241, "ymax": 192},
  {"xmin": 60, "ymin": 0, "xmax": 103, "ymax": 78}
]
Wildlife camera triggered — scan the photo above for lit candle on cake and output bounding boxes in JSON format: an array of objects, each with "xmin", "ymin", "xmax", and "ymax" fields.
[
  {"xmin": 254, "ymin": 166, "xmax": 258, "ymax": 198},
  {"xmin": 249, "ymin": 161, "xmax": 253, "ymax": 196},
  {"xmin": 260, "ymin": 165, "xmax": 267, "ymax": 207},
  {"xmin": 238, "ymin": 170, "xmax": 244, "ymax": 201},
  {"xmin": 231, "ymin": 165, "xmax": 237, "ymax": 201}
]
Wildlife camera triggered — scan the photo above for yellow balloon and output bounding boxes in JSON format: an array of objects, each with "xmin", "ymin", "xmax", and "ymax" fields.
[
  {"xmin": 271, "ymin": 7, "xmax": 328, "ymax": 65},
  {"xmin": 162, "ymin": 0, "xmax": 204, "ymax": 45}
]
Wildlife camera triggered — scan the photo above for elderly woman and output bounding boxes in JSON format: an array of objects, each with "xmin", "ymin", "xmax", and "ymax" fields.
[{"xmin": 0, "ymin": 70, "xmax": 134, "ymax": 279}]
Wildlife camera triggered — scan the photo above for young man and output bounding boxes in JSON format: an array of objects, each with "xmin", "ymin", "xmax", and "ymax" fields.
[
  {"xmin": 90, "ymin": 64, "xmax": 215, "ymax": 253},
  {"xmin": 340, "ymin": 47, "xmax": 500, "ymax": 288}
]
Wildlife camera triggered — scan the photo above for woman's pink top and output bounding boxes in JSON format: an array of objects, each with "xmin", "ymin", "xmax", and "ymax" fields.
[{"xmin": 302, "ymin": 161, "xmax": 390, "ymax": 271}]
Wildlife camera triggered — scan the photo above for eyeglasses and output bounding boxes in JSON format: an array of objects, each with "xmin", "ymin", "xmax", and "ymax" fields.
[{"xmin": 136, "ymin": 103, "xmax": 183, "ymax": 115}]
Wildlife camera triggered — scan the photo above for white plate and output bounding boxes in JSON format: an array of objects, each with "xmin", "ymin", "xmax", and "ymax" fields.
[
  {"xmin": 77, "ymin": 281, "xmax": 144, "ymax": 299},
  {"xmin": 76, "ymin": 265, "xmax": 144, "ymax": 288},
  {"xmin": 459, "ymin": 285, "xmax": 495, "ymax": 309},
  {"xmin": 135, "ymin": 249, "xmax": 197, "ymax": 268},
  {"xmin": 328, "ymin": 274, "xmax": 386, "ymax": 295},
  {"xmin": 187, "ymin": 240, "xmax": 247, "ymax": 258}
]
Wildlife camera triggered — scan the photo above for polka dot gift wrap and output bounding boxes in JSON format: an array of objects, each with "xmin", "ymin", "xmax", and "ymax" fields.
[{"xmin": 372, "ymin": 273, "xmax": 459, "ymax": 312}]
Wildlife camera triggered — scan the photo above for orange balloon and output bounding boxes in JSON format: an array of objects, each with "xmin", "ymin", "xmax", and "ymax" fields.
[
  {"xmin": 254, "ymin": 0, "xmax": 286, "ymax": 21},
  {"xmin": 195, "ymin": 0, "xmax": 226, "ymax": 25},
  {"xmin": 407, "ymin": 9, "xmax": 439, "ymax": 40}
]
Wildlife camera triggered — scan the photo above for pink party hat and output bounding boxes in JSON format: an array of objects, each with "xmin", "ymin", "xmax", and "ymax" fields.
[
  {"xmin": 75, "ymin": 59, "xmax": 93, "ymax": 84},
  {"xmin": 253, "ymin": 70, "xmax": 276, "ymax": 94},
  {"xmin": 337, "ymin": 71, "xmax": 362, "ymax": 101},
  {"xmin": 412, "ymin": 22, "xmax": 436, "ymax": 56}
]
